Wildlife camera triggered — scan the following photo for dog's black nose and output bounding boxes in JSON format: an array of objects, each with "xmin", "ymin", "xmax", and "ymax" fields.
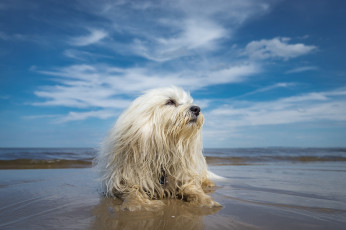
[{"xmin": 190, "ymin": 106, "xmax": 201, "ymax": 116}]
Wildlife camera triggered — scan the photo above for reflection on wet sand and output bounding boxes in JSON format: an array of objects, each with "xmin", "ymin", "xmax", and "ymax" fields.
[
  {"xmin": 91, "ymin": 198, "xmax": 222, "ymax": 230},
  {"xmin": 91, "ymin": 195, "xmax": 262, "ymax": 230}
]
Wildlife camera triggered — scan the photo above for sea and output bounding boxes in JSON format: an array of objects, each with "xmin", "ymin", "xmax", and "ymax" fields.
[{"xmin": 0, "ymin": 147, "xmax": 345, "ymax": 169}]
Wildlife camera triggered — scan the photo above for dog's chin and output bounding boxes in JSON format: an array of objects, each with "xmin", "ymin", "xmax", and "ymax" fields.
[
  {"xmin": 189, "ymin": 118, "xmax": 197, "ymax": 123},
  {"xmin": 189, "ymin": 116, "xmax": 198, "ymax": 123}
]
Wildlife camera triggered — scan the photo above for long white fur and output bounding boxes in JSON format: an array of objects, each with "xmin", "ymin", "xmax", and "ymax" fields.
[{"xmin": 96, "ymin": 86, "xmax": 220, "ymax": 210}]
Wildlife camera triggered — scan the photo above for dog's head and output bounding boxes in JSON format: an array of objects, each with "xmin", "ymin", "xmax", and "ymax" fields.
[{"xmin": 117, "ymin": 86, "xmax": 204, "ymax": 143}]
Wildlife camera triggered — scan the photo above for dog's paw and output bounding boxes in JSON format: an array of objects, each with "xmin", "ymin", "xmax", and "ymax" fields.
[
  {"xmin": 210, "ymin": 200, "xmax": 222, "ymax": 207},
  {"xmin": 145, "ymin": 200, "xmax": 165, "ymax": 211},
  {"xmin": 200, "ymin": 196, "xmax": 222, "ymax": 208},
  {"xmin": 120, "ymin": 202, "xmax": 141, "ymax": 211},
  {"xmin": 186, "ymin": 193, "xmax": 222, "ymax": 208},
  {"xmin": 120, "ymin": 198, "xmax": 165, "ymax": 211}
]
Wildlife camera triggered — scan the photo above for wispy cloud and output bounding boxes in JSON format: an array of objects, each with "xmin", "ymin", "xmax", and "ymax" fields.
[
  {"xmin": 206, "ymin": 88, "xmax": 346, "ymax": 128},
  {"xmin": 0, "ymin": 31, "xmax": 44, "ymax": 43},
  {"xmin": 56, "ymin": 110, "xmax": 118, "ymax": 123},
  {"xmin": 201, "ymin": 88, "xmax": 346, "ymax": 145},
  {"xmin": 73, "ymin": 0, "xmax": 272, "ymax": 62},
  {"xmin": 23, "ymin": 114, "xmax": 61, "ymax": 120},
  {"xmin": 23, "ymin": 110, "xmax": 118, "ymax": 123},
  {"xmin": 285, "ymin": 66, "xmax": 318, "ymax": 74},
  {"xmin": 63, "ymin": 49, "xmax": 114, "ymax": 61},
  {"xmin": 68, "ymin": 29, "xmax": 108, "ymax": 46},
  {"xmin": 131, "ymin": 18, "xmax": 227, "ymax": 62},
  {"xmin": 33, "ymin": 63, "xmax": 258, "ymax": 111},
  {"xmin": 243, "ymin": 37, "xmax": 317, "ymax": 60},
  {"xmin": 237, "ymin": 82, "xmax": 296, "ymax": 98}
]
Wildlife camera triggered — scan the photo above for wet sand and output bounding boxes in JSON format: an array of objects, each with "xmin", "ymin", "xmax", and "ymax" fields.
[{"xmin": 1, "ymin": 163, "xmax": 346, "ymax": 230}]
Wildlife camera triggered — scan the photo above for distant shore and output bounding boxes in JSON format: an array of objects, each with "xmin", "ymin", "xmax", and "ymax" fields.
[
  {"xmin": 1, "ymin": 154, "xmax": 346, "ymax": 169},
  {"xmin": 0, "ymin": 158, "xmax": 92, "ymax": 169}
]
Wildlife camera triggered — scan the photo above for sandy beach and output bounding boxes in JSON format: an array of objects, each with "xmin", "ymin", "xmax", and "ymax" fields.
[{"xmin": 1, "ymin": 160, "xmax": 346, "ymax": 230}]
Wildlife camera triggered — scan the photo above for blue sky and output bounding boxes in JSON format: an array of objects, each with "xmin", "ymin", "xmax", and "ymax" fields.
[{"xmin": 1, "ymin": 0, "xmax": 346, "ymax": 148}]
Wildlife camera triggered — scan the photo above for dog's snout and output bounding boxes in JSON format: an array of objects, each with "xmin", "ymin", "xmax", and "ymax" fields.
[{"xmin": 190, "ymin": 106, "xmax": 201, "ymax": 116}]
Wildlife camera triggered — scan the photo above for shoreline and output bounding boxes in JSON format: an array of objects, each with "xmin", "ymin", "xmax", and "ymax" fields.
[
  {"xmin": 0, "ymin": 159, "xmax": 92, "ymax": 169},
  {"xmin": 2, "ymin": 154, "xmax": 346, "ymax": 170}
]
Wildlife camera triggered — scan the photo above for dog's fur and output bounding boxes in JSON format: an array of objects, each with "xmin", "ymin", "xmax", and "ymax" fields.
[{"xmin": 96, "ymin": 86, "xmax": 220, "ymax": 211}]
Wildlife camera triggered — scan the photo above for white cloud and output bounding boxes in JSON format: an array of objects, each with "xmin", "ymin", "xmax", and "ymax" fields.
[
  {"xmin": 243, "ymin": 37, "xmax": 317, "ymax": 60},
  {"xmin": 236, "ymin": 82, "xmax": 296, "ymax": 98},
  {"xmin": 27, "ymin": 55, "xmax": 257, "ymax": 122},
  {"xmin": 23, "ymin": 114, "xmax": 60, "ymax": 120},
  {"xmin": 0, "ymin": 31, "xmax": 44, "ymax": 43},
  {"xmin": 68, "ymin": 29, "xmax": 107, "ymax": 46},
  {"xmin": 73, "ymin": 0, "xmax": 273, "ymax": 62},
  {"xmin": 201, "ymin": 88, "xmax": 346, "ymax": 146},
  {"xmin": 33, "ymin": 62, "xmax": 258, "ymax": 113},
  {"xmin": 206, "ymin": 88, "xmax": 346, "ymax": 128},
  {"xmin": 285, "ymin": 66, "xmax": 318, "ymax": 74},
  {"xmin": 207, "ymin": 64, "xmax": 259, "ymax": 85},
  {"xmin": 194, "ymin": 99, "xmax": 212, "ymax": 109},
  {"xmin": 23, "ymin": 110, "xmax": 118, "ymax": 123},
  {"xmin": 33, "ymin": 65, "xmax": 132, "ymax": 109},
  {"xmin": 32, "ymin": 60, "xmax": 259, "ymax": 122},
  {"xmin": 56, "ymin": 110, "xmax": 117, "ymax": 123},
  {"xmin": 131, "ymin": 18, "xmax": 227, "ymax": 62},
  {"xmin": 63, "ymin": 49, "xmax": 114, "ymax": 61}
]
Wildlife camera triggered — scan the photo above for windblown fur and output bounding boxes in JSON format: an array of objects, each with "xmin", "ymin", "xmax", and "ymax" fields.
[{"xmin": 96, "ymin": 86, "xmax": 220, "ymax": 210}]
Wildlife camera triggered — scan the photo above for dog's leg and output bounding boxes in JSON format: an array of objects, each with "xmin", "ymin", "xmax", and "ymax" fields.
[
  {"xmin": 120, "ymin": 190, "xmax": 164, "ymax": 211},
  {"xmin": 182, "ymin": 184, "xmax": 221, "ymax": 208},
  {"xmin": 202, "ymin": 178, "xmax": 215, "ymax": 188},
  {"xmin": 201, "ymin": 178, "xmax": 216, "ymax": 194}
]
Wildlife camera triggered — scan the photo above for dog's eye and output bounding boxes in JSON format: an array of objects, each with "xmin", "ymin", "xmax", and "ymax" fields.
[{"xmin": 165, "ymin": 99, "xmax": 177, "ymax": 106}]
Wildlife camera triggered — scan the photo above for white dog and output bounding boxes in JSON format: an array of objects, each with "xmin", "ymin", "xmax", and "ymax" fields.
[{"xmin": 96, "ymin": 86, "xmax": 221, "ymax": 211}]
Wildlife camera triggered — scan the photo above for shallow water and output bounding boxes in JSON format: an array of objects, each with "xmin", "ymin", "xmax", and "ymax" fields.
[
  {"xmin": 0, "ymin": 161, "xmax": 345, "ymax": 229},
  {"xmin": 211, "ymin": 163, "xmax": 346, "ymax": 229}
]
